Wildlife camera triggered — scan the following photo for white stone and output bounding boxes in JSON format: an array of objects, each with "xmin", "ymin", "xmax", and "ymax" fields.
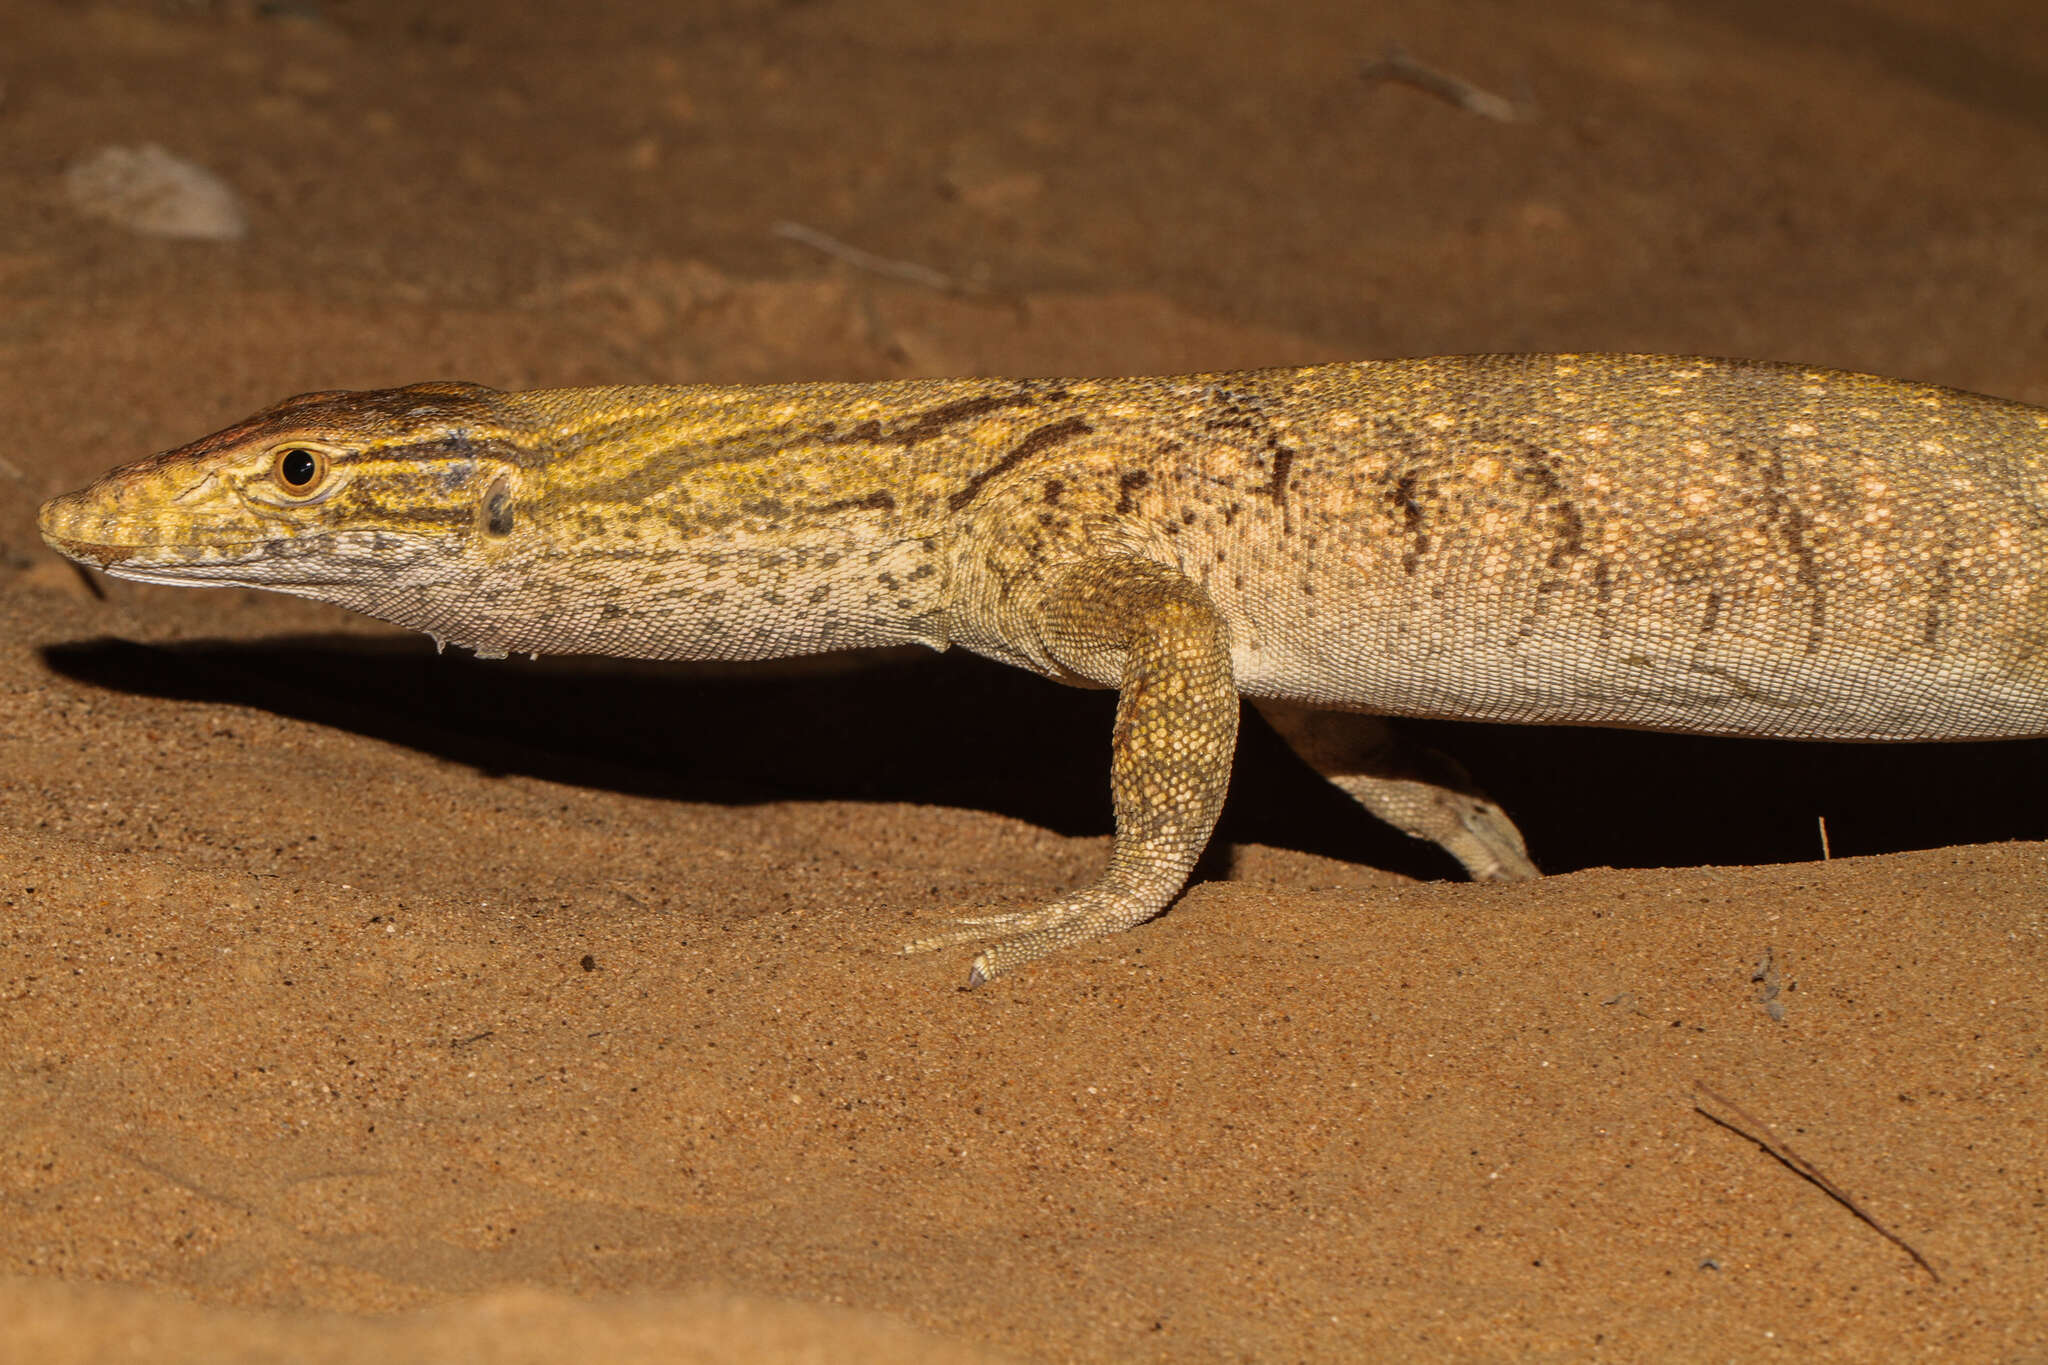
[{"xmin": 64, "ymin": 143, "xmax": 247, "ymax": 241}]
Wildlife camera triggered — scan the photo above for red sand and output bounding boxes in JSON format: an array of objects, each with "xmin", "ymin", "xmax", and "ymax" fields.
[{"xmin": 2, "ymin": 2, "xmax": 2043, "ymax": 1358}]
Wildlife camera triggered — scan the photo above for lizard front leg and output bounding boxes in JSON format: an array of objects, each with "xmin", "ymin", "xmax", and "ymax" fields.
[{"xmin": 905, "ymin": 555, "xmax": 1240, "ymax": 985}]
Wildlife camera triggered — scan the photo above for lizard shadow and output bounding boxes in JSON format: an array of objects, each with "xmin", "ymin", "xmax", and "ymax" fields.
[{"xmin": 41, "ymin": 634, "xmax": 2048, "ymax": 880}]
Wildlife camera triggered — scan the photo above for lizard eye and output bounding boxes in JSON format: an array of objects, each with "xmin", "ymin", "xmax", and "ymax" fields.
[{"xmin": 271, "ymin": 446, "xmax": 329, "ymax": 495}]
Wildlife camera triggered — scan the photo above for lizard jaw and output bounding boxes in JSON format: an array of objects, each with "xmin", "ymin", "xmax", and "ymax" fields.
[
  {"xmin": 38, "ymin": 494, "xmax": 272, "ymax": 583},
  {"xmin": 39, "ymin": 492, "xmax": 456, "ymax": 592}
]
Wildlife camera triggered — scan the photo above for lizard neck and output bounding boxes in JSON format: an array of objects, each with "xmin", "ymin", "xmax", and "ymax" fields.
[
  {"xmin": 357, "ymin": 383, "xmax": 959, "ymax": 662},
  {"xmin": 317, "ymin": 521, "xmax": 950, "ymax": 663}
]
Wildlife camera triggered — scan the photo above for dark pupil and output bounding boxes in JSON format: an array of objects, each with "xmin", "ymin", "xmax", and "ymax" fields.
[{"xmin": 280, "ymin": 450, "xmax": 318, "ymax": 486}]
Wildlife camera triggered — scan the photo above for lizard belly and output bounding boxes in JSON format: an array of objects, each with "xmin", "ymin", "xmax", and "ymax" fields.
[
  {"xmin": 1218, "ymin": 543, "xmax": 2048, "ymax": 742},
  {"xmin": 325, "ymin": 539, "xmax": 950, "ymax": 663},
  {"xmin": 1232, "ymin": 612, "xmax": 2048, "ymax": 740}
]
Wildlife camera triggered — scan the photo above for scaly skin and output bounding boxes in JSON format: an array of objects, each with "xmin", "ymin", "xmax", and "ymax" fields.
[{"xmin": 37, "ymin": 355, "xmax": 2048, "ymax": 982}]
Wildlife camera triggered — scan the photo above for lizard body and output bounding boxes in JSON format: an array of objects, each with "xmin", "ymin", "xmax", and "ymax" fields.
[{"xmin": 38, "ymin": 355, "xmax": 2048, "ymax": 981}]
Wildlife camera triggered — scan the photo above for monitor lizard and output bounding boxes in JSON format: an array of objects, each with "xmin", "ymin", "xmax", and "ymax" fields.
[{"xmin": 37, "ymin": 354, "xmax": 2048, "ymax": 984}]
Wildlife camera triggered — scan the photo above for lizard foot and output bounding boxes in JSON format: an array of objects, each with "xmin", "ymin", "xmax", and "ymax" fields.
[
  {"xmin": 1328, "ymin": 771, "xmax": 1536, "ymax": 881},
  {"xmin": 1431, "ymin": 790, "xmax": 1538, "ymax": 882},
  {"xmin": 901, "ymin": 885, "xmax": 1165, "ymax": 986},
  {"xmin": 1251, "ymin": 702, "xmax": 1537, "ymax": 881}
]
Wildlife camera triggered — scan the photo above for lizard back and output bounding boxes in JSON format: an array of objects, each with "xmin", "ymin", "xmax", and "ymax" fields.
[{"xmin": 1064, "ymin": 355, "xmax": 2048, "ymax": 739}]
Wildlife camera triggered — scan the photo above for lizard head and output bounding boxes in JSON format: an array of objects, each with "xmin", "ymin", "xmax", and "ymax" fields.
[{"xmin": 38, "ymin": 381, "xmax": 522, "ymax": 591}]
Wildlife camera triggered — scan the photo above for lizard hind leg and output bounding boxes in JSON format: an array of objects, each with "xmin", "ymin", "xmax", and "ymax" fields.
[
  {"xmin": 903, "ymin": 555, "xmax": 1241, "ymax": 985},
  {"xmin": 1252, "ymin": 700, "xmax": 1537, "ymax": 882}
]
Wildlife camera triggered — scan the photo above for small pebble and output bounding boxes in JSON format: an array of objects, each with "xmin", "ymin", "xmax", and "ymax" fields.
[{"xmin": 64, "ymin": 143, "xmax": 247, "ymax": 241}]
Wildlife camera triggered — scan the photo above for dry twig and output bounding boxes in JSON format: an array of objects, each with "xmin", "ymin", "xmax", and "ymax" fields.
[
  {"xmin": 1359, "ymin": 46, "xmax": 1528, "ymax": 123},
  {"xmin": 1693, "ymin": 1081, "xmax": 1940, "ymax": 1282},
  {"xmin": 771, "ymin": 220, "xmax": 960, "ymax": 293}
]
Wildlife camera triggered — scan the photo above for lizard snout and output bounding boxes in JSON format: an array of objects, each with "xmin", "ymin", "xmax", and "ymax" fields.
[{"xmin": 35, "ymin": 484, "xmax": 125, "ymax": 566}]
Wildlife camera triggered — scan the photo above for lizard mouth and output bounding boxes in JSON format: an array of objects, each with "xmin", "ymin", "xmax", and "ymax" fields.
[
  {"xmin": 41, "ymin": 536, "xmax": 279, "ymax": 587},
  {"xmin": 91, "ymin": 558, "xmax": 284, "ymax": 587},
  {"xmin": 35, "ymin": 532, "xmax": 144, "ymax": 569},
  {"xmin": 38, "ymin": 519, "xmax": 270, "ymax": 576},
  {"xmin": 37, "ymin": 485, "xmax": 279, "ymax": 576},
  {"xmin": 40, "ymin": 498, "xmax": 459, "ymax": 590}
]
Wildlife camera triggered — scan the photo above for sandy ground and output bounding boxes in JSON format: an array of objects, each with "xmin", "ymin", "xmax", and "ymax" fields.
[{"xmin": 2, "ymin": 1, "xmax": 2045, "ymax": 1359}]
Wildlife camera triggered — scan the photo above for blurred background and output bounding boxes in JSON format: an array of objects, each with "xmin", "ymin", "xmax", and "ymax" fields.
[
  {"xmin": 6, "ymin": 0, "xmax": 2044, "ymax": 399},
  {"xmin": 3, "ymin": 4, "xmax": 2046, "ymax": 1358}
]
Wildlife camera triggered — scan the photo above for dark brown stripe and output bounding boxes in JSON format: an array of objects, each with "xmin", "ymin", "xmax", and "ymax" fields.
[
  {"xmin": 341, "ymin": 492, "xmax": 472, "ymax": 527},
  {"xmin": 891, "ymin": 394, "xmax": 1018, "ymax": 444},
  {"xmin": 814, "ymin": 491, "xmax": 897, "ymax": 516},
  {"xmin": 1265, "ymin": 445, "xmax": 1294, "ymax": 510},
  {"xmin": 1748, "ymin": 446, "xmax": 1826, "ymax": 652},
  {"xmin": 947, "ymin": 416, "xmax": 1093, "ymax": 512},
  {"xmin": 821, "ymin": 418, "xmax": 885, "ymax": 445},
  {"xmin": 1115, "ymin": 469, "xmax": 1150, "ymax": 515},
  {"xmin": 1923, "ymin": 551, "xmax": 1953, "ymax": 650}
]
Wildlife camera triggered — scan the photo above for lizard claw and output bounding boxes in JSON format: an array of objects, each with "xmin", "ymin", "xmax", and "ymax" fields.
[
  {"xmin": 900, "ymin": 929, "xmax": 1001, "ymax": 986},
  {"xmin": 902, "ymin": 885, "xmax": 1168, "ymax": 984},
  {"xmin": 899, "ymin": 926, "xmax": 998, "ymax": 985},
  {"xmin": 900, "ymin": 905, "xmax": 1057, "ymax": 958}
]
